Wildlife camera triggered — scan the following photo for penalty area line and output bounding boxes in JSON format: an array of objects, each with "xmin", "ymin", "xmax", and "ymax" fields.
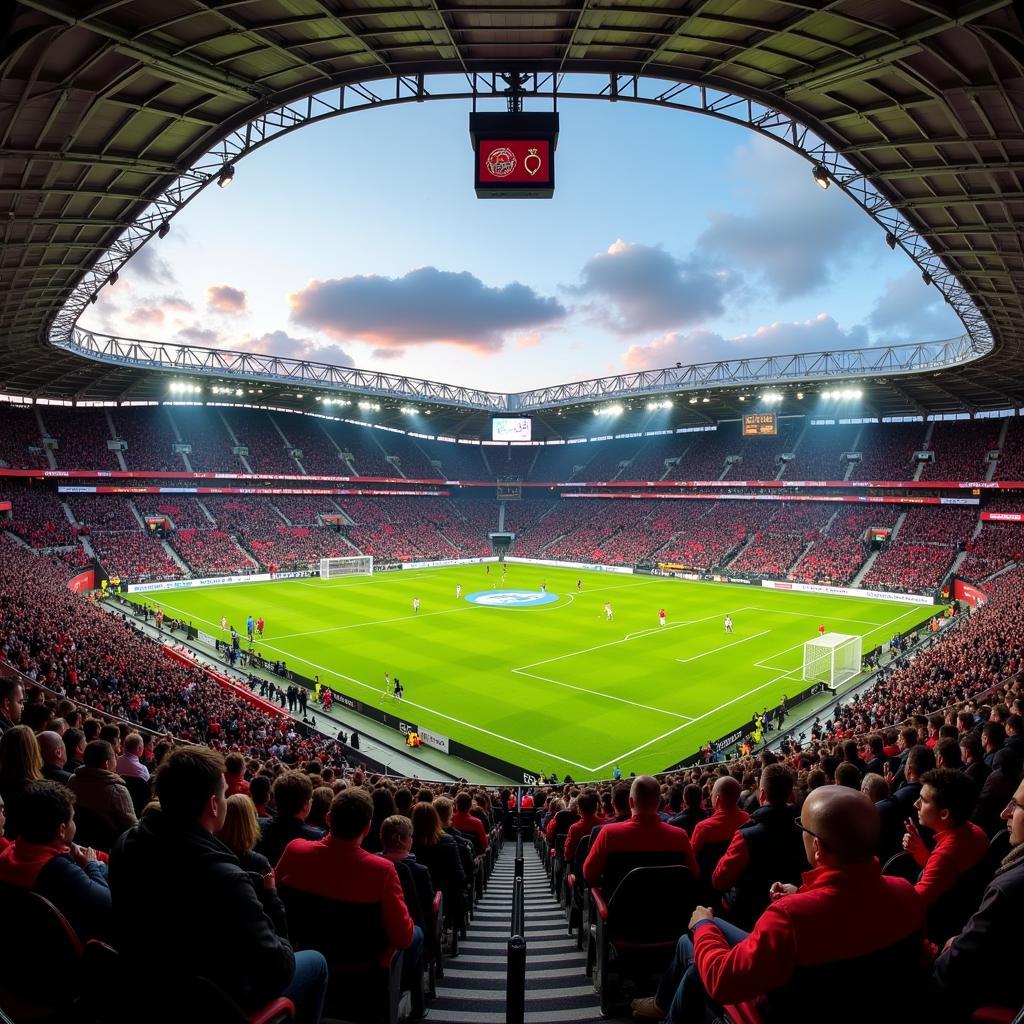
[
  {"xmin": 511, "ymin": 668, "xmax": 694, "ymax": 720},
  {"xmin": 674, "ymin": 630, "xmax": 770, "ymax": 664}
]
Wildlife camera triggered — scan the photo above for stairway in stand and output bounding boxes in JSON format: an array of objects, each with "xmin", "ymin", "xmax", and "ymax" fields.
[{"xmin": 428, "ymin": 842, "xmax": 607, "ymax": 1023}]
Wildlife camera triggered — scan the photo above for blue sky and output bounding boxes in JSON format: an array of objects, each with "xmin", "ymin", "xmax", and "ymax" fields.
[{"xmin": 82, "ymin": 97, "xmax": 963, "ymax": 392}]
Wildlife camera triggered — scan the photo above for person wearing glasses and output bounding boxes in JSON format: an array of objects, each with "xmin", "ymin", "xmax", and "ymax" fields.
[
  {"xmin": 929, "ymin": 778, "xmax": 1024, "ymax": 1019},
  {"xmin": 631, "ymin": 785, "xmax": 924, "ymax": 1023}
]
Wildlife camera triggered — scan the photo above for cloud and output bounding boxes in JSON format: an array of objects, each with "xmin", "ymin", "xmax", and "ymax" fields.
[
  {"xmin": 125, "ymin": 306, "xmax": 165, "ymax": 326},
  {"xmin": 157, "ymin": 295, "xmax": 194, "ymax": 314},
  {"xmin": 622, "ymin": 314, "xmax": 869, "ymax": 371},
  {"xmin": 515, "ymin": 330, "xmax": 544, "ymax": 350},
  {"xmin": 124, "ymin": 246, "xmax": 175, "ymax": 285},
  {"xmin": 868, "ymin": 271, "xmax": 965, "ymax": 341},
  {"xmin": 288, "ymin": 267, "xmax": 566, "ymax": 353},
  {"xmin": 696, "ymin": 136, "xmax": 874, "ymax": 300},
  {"xmin": 371, "ymin": 348, "xmax": 406, "ymax": 361},
  {"xmin": 570, "ymin": 241, "xmax": 733, "ymax": 334},
  {"xmin": 178, "ymin": 326, "xmax": 222, "ymax": 345},
  {"xmin": 207, "ymin": 285, "xmax": 248, "ymax": 315},
  {"xmin": 236, "ymin": 330, "xmax": 354, "ymax": 367}
]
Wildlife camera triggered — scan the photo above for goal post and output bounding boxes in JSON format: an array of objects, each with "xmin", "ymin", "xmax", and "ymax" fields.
[
  {"xmin": 802, "ymin": 632, "xmax": 862, "ymax": 687},
  {"xmin": 319, "ymin": 555, "xmax": 373, "ymax": 579}
]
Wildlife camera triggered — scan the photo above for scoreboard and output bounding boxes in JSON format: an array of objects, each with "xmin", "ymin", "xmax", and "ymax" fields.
[
  {"xmin": 470, "ymin": 112, "xmax": 558, "ymax": 199},
  {"xmin": 742, "ymin": 413, "xmax": 778, "ymax": 437}
]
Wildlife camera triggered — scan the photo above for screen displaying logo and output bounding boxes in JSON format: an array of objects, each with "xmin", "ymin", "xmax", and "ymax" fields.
[{"xmin": 465, "ymin": 589, "xmax": 558, "ymax": 608}]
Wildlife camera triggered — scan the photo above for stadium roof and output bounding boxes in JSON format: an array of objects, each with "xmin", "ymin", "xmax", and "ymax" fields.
[{"xmin": 2, "ymin": 0, "xmax": 1023, "ymax": 438}]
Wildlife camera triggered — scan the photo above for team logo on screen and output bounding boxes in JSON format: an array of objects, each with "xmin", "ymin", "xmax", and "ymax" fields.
[
  {"xmin": 485, "ymin": 147, "xmax": 516, "ymax": 178},
  {"xmin": 465, "ymin": 589, "xmax": 558, "ymax": 608},
  {"xmin": 524, "ymin": 148, "xmax": 542, "ymax": 177}
]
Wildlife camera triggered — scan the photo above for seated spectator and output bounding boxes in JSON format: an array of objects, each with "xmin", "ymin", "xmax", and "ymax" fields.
[
  {"xmin": 691, "ymin": 776, "xmax": 749, "ymax": 861},
  {"xmin": 564, "ymin": 790, "xmax": 602, "ymax": 864},
  {"xmin": 276, "ymin": 788, "xmax": 419, "ymax": 969},
  {"xmin": 834, "ymin": 762, "xmax": 862, "ymax": 790},
  {"xmin": 411, "ymin": 801, "xmax": 466, "ymax": 916},
  {"xmin": 110, "ymin": 746, "xmax": 326, "ymax": 1023},
  {"xmin": 434, "ymin": 795, "xmax": 476, "ymax": 882},
  {"xmin": 0, "ymin": 725, "xmax": 44, "ymax": 840},
  {"xmin": 877, "ymin": 744, "xmax": 935, "ymax": 860},
  {"xmin": 902, "ymin": 768, "xmax": 988, "ymax": 911},
  {"xmin": 934, "ymin": 737, "xmax": 962, "ymax": 771},
  {"xmin": 0, "ymin": 780, "xmax": 110, "ymax": 940},
  {"xmin": 307, "ymin": 786, "xmax": 333, "ymax": 832},
  {"xmin": 363, "ymin": 787, "xmax": 398, "ymax": 854},
  {"xmin": 711, "ymin": 764, "xmax": 808, "ymax": 927},
  {"xmin": 255, "ymin": 770, "xmax": 325, "ymax": 866},
  {"xmin": 930, "ymin": 776, "xmax": 1024, "ymax": 1018},
  {"xmin": 631, "ymin": 787, "xmax": 925, "ymax": 1023},
  {"xmin": 860, "ymin": 773, "xmax": 889, "ymax": 804},
  {"xmin": 974, "ymin": 750, "xmax": 1023, "ymax": 836},
  {"xmin": 0, "ymin": 679, "xmax": 25, "ymax": 735},
  {"xmin": 225, "ymin": 752, "xmax": 250, "ymax": 795},
  {"xmin": 379, "ymin": 813, "xmax": 434, "ymax": 934},
  {"xmin": 583, "ymin": 775, "xmax": 698, "ymax": 886},
  {"xmin": 960, "ymin": 733, "xmax": 990, "ymax": 793},
  {"xmin": 669, "ymin": 784, "xmax": 708, "ymax": 836},
  {"xmin": 115, "ymin": 733, "xmax": 150, "ymax": 782},
  {"xmin": 454, "ymin": 790, "xmax": 489, "ymax": 856},
  {"xmin": 217, "ymin": 792, "xmax": 287, "ymax": 936},
  {"xmin": 63, "ymin": 728, "xmax": 86, "ymax": 774},
  {"xmin": 250, "ymin": 774, "xmax": 273, "ymax": 819},
  {"xmin": 38, "ymin": 730, "xmax": 72, "ymax": 785},
  {"xmin": 68, "ymin": 740, "xmax": 137, "ymax": 839}
]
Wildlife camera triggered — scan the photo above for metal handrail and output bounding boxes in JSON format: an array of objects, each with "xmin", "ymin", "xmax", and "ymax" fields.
[{"xmin": 506, "ymin": 787, "xmax": 527, "ymax": 1024}]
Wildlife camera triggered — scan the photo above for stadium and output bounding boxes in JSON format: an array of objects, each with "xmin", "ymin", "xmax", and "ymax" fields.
[{"xmin": 0, "ymin": 1, "xmax": 1023, "ymax": 1023}]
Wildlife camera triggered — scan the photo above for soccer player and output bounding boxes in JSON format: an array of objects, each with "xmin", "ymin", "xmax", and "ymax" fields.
[
  {"xmin": 540, "ymin": 580, "xmax": 547, "ymax": 594},
  {"xmin": 485, "ymin": 565, "xmax": 490, "ymax": 576},
  {"xmin": 604, "ymin": 601, "xmax": 613, "ymax": 621},
  {"xmin": 246, "ymin": 614, "xmax": 254, "ymax": 640},
  {"xmin": 413, "ymin": 597, "xmax": 420, "ymax": 614},
  {"xmin": 256, "ymin": 616, "xmax": 265, "ymax": 637},
  {"xmin": 380, "ymin": 672, "xmax": 390, "ymax": 702},
  {"xmin": 658, "ymin": 608, "xmax": 666, "ymax": 628},
  {"xmin": 724, "ymin": 614, "xmax": 733, "ymax": 633},
  {"xmin": 456, "ymin": 583, "xmax": 462, "ymax": 599},
  {"xmin": 220, "ymin": 615, "xmax": 228, "ymax": 632},
  {"xmin": 576, "ymin": 578, "xmax": 582, "ymax": 592},
  {"xmin": 818, "ymin": 623, "xmax": 826, "ymax": 636},
  {"xmin": 394, "ymin": 678, "xmax": 404, "ymax": 702}
]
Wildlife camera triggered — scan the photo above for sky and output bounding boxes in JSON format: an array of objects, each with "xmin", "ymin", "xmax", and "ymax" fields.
[{"xmin": 81, "ymin": 97, "xmax": 964, "ymax": 394}]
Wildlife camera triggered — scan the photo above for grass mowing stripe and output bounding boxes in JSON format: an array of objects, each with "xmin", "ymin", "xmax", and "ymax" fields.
[{"xmin": 675, "ymin": 630, "xmax": 771, "ymax": 663}]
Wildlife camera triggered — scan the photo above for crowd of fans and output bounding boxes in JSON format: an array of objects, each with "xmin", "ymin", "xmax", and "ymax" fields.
[
  {"xmin": 110, "ymin": 407, "xmax": 187, "ymax": 472},
  {"xmin": 861, "ymin": 543, "xmax": 956, "ymax": 594},
  {"xmin": 222, "ymin": 408, "xmax": 305, "ymax": 476},
  {"xmin": 171, "ymin": 529, "xmax": 255, "ymax": 576},
  {"xmin": 848, "ymin": 422, "xmax": 928, "ymax": 480},
  {"xmin": 0, "ymin": 406, "xmax": 49, "ymax": 470},
  {"xmin": 39, "ymin": 407, "xmax": 121, "ymax": 471},
  {"xmin": 921, "ymin": 420, "xmax": 1000, "ymax": 481},
  {"xmin": 89, "ymin": 531, "xmax": 185, "ymax": 583},
  {"xmin": 958, "ymin": 523, "xmax": 1024, "ymax": 582},
  {"xmin": 1, "ymin": 489, "xmax": 77, "ymax": 548},
  {"xmin": 780, "ymin": 422, "xmax": 859, "ymax": 480}
]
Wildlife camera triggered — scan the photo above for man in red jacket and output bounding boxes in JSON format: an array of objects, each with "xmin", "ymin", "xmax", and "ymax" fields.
[
  {"xmin": 564, "ymin": 790, "xmax": 602, "ymax": 865},
  {"xmin": 451, "ymin": 791, "xmax": 488, "ymax": 853},
  {"xmin": 583, "ymin": 776, "xmax": 698, "ymax": 886},
  {"xmin": 631, "ymin": 786, "xmax": 924, "ymax": 1022},
  {"xmin": 690, "ymin": 776, "xmax": 749, "ymax": 858}
]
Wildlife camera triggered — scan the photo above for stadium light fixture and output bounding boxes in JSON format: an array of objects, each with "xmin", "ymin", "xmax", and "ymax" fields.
[
  {"xmin": 922, "ymin": 271, "xmax": 933, "ymax": 286},
  {"xmin": 688, "ymin": 397, "xmax": 698, "ymax": 404},
  {"xmin": 157, "ymin": 221, "xmax": 170, "ymax": 238},
  {"xmin": 217, "ymin": 165, "xmax": 235, "ymax": 188},
  {"xmin": 234, "ymin": 388, "xmax": 243, "ymax": 396},
  {"xmin": 702, "ymin": 397, "xmax": 710, "ymax": 403},
  {"xmin": 738, "ymin": 396, "xmax": 745, "ymax": 402},
  {"xmin": 812, "ymin": 164, "xmax": 830, "ymax": 189},
  {"xmin": 886, "ymin": 233, "xmax": 897, "ymax": 250},
  {"xmin": 107, "ymin": 271, "xmax": 118, "ymax": 285},
  {"xmin": 797, "ymin": 392, "xmax": 804, "ymax": 400},
  {"xmin": 89, "ymin": 293, "xmax": 98, "ymax": 304}
]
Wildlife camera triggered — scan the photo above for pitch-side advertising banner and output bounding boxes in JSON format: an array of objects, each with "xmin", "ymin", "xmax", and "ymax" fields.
[
  {"xmin": 127, "ymin": 570, "xmax": 309, "ymax": 593},
  {"xmin": 761, "ymin": 579, "xmax": 934, "ymax": 605}
]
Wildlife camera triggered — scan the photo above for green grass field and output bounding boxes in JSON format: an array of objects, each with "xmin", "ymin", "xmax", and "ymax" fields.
[{"xmin": 130, "ymin": 565, "xmax": 935, "ymax": 780}]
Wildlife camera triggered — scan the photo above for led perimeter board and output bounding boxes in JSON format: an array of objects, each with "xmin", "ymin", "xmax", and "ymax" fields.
[{"xmin": 470, "ymin": 112, "xmax": 558, "ymax": 198}]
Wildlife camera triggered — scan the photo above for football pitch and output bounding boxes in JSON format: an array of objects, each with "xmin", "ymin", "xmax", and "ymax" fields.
[{"xmin": 131, "ymin": 565, "xmax": 935, "ymax": 780}]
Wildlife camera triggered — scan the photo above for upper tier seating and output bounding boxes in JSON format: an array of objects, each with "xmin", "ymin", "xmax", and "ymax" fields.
[
  {"xmin": 38, "ymin": 407, "xmax": 120, "ymax": 471},
  {"xmin": 0, "ymin": 406, "xmax": 48, "ymax": 469}
]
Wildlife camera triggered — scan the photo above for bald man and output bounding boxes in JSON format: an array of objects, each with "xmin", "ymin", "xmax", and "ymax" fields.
[
  {"xmin": 631, "ymin": 786, "xmax": 924, "ymax": 1023},
  {"xmin": 690, "ymin": 776, "xmax": 749, "ymax": 858},
  {"xmin": 38, "ymin": 730, "xmax": 72, "ymax": 785},
  {"xmin": 583, "ymin": 776, "xmax": 698, "ymax": 887}
]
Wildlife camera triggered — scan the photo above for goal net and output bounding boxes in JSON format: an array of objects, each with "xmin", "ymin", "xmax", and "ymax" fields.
[
  {"xmin": 802, "ymin": 632, "xmax": 862, "ymax": 687},
  {"xmin": 319, "ymin": 555, "xmax": 373, "ymax": 579}
]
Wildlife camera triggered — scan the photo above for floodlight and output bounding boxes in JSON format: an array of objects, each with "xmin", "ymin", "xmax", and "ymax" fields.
[
  {"xmin": 217, "ymin": 165, "xmax": 235, "ymax": 189},
  {"xmin": 689, "ymin": 397, "xmax": 698, "ymax": 404},
  {"xmin": 822, "ymin": 390, "xmax": 832, "ymax": 399},
  {"xmin": 885, "ymin": 233, "xmax": 897, "ymax": 250},
  {"xmin": 89, "ymin": 293, "xmax": 98, "ymax": 304},
  {"xmin": 108, "ymin": 271, "xmax": 119, "ymax": 285},
  {"xmin": 157, "ymin": 221, "xmax": 170, "ymax": 238},
  {"xmin": 812, "ymin": 164, "xmax": 830, "ymax": 189},
  {"xmin": 797, "ymin": 392, "xmax": 804, "ymax": 399},
  {"xmin": 922, "ymin": 271, "xmax": 933, "ymax": 286}
]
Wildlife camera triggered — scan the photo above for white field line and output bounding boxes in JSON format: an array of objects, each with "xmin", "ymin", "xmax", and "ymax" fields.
[
  {"xmin": 518, "ymin": 608, "xmax": 755, "ymax": 672},
  {"xmin": 511, "ymin": 668, "xmax": 694, "ymax": 720},
  {"xmin": 275, "ymin": 604, "xmax": 479, "ymax": 639},
  {"xmin": 590, "ymin": 665, "xmax": 804, "ymax": 773},
  {"xmin": 741, "ymin": 605, "xmax": 885, "ymax": 626},
  {"xmin": 296, "ymin": 573, "xmax": 439, "ymax": 588},
  {"xmin": 251, "ymin": 638, "xmax": 597, "ymax": 772},
  {"xmin": 674, "ymin": 630, "xmax": 770, "ymax": 664}
]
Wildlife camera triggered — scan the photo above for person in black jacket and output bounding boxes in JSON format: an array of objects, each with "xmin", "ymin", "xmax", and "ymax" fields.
[
  {"xmin": 255, "ymin": 770, "xmax": 325, "ymax": 867},
  {"xmin": 877, "ymin": 744, "xmax": 935, "ymax": 860},
  {"xmin": 930, "ymin": 776, "xmax": 1024, "ymax": 1019},
  {"xmin": 0, "ymin": 780, "xmax": 110, "ymax": 941},
  {"xmin": 669, "ymin": 784, "xmax": 709, "ymax": 836},
  {"xmin": 109, "ymin": 747, "xmax": 327, "ymax": 1023}
]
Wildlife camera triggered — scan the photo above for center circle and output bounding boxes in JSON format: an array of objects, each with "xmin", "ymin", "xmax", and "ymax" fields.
[{"xmin": 465, "ymin": 589, "xmax": 559, "ymax": 608}]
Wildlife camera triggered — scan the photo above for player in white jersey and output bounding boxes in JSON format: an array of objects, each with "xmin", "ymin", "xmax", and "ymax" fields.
[
  {"xmin": 220, "ymin": 615, "xmax": 228, "ymax": 632},
  {"xmin": 413, "ymin": 597, "xmax": 420, "ymax": 614},
  {"xmin": 380, "ymin": 672, "xmax": 390, "ymax": 702},
  {"xmin": 605, "ymin": 601, "xmax": 613, "ymax": 621},
  {"xmin": 456, "ymin": 583, "xmax": 462, "ymax": 599},
  {"xmin": 724, "ymin": 615, "xmax": 733, "ymax": 633}
]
